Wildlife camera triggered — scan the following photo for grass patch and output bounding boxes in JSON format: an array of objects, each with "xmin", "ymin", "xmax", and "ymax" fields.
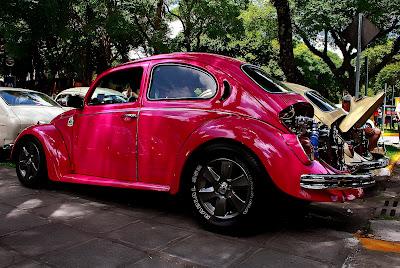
[
  {"xmin": 383, "ymin": 128, "xmax": 399, "ymax": 134},
  {"xmin": 385, "ymin": 145, "xmax": 400, "ymax": 162},
  {"xmin": 0, "ymin": 162, "xmax": 15, "ymax": 169}
]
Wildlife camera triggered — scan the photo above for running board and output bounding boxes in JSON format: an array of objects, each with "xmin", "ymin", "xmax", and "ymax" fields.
[{"xmin": 61, "ymin": 174, "xmax": 170, "ymax": 192}]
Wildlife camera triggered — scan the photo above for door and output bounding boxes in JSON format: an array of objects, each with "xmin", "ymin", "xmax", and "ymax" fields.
[
  {"xmin": 72, "ymin": 67, "xmax": 144, "ymax": 181},
  {"xmin": 138, "ymin": 63, "xmax": 220, "ymax": 185}
]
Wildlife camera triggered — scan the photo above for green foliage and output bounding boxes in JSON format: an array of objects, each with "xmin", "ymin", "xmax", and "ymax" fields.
[
  {"xmin": 0, "ymin": 0, "xmax": 168, "ymax": 84},
  {"xmin": 229, "ymin": 0, "xmax": 282, "ymax": 78},
  {"xmin": 166, "ymin": 0, "xmax": 247, "ymax": 51},
  {"xmin": 0, "ymin": 0, "xmax": 398, "ymax": 101},
  {"xmin": 375, "ymin": 62, "xmax": 400, "ymax": 92},
  {"xmin": 294, "ymin": 43, "xmax": 342, "ymax": 101},
  {"xmin": 293, "ymin": 0, "xmax": 400, "ymax": 94}
]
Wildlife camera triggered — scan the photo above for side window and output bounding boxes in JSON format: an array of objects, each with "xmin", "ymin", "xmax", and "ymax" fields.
[
  {"xmin": 148, "ymin": 65, "xmax": 217, "ymax": 100},
  {"xmin": 89, "ymin": 67, "xmax": 143, "ymax": 105}
]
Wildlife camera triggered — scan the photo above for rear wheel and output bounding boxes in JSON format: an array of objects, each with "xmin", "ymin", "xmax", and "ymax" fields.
[
  {"xmin": 189, "ymin": 144, "xmax": 263, "ymax": 230},
  {"xmin": 16, "ymin": 138, "xmax": 47, "ymax": 188}
]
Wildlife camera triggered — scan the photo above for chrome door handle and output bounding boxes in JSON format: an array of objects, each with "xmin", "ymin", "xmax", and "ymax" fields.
[{"xmin": 122, "ymin": 113, "xmax": 137, "ymax": 119}]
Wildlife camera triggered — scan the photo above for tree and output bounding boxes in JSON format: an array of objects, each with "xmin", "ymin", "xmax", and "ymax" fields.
[
  {"xmin": 374, "ymin": 62, "xmax": 400, "ymax": 94},
  {"xmin": 0, "ymin": 0, "xmax": 170, "ymax": 86},
  {"xmin": 271, "ymin": 0, "xmax": 304, "ymax": 84},
  {"xmin": 165, "ymin": 0, "xmax": 247, "ymax": 52},
  {"xmin": 294, "ymin": 43, "xmax": 342, "ymax": 101},
  {"xmin": 293, "ymin": 0, "xmax": 400, "ymax": 95}
]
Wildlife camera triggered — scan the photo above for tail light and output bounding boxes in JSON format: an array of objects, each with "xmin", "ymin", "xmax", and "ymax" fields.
[
  {"xmin": 282, "ymin": 134, "xmax": 313, "ymax": 165},
  {"xmin": 299, "ymin": 136, "xmax": 315, "ymax": 161}
]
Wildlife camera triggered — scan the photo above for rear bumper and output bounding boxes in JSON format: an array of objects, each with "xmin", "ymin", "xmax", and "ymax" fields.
[
  {"xmin": 346, "ymin": 157, "xmax": 389, "ymax": 172},
  {"xmin": 300, "ymin": 173, "xmax": 375, "ymax": 190}
]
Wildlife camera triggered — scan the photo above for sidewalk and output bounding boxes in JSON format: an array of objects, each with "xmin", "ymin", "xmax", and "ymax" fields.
[{"xmin": 0, "ymin": 166, "xmax": 399, "ymax": 267}]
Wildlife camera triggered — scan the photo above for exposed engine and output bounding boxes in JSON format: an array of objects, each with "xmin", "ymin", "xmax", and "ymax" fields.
[
  {"xmin": 343, "ymin": 127, "xmax": 372, "ymax": 160},
  {"xmin": 280, "ymin": 104, "xmax": 347, "ymax": 170}
]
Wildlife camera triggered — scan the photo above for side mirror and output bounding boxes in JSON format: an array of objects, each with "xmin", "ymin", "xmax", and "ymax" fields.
[{"xmin": 67, "ymin": 95, "xmax": 84, "ymax": 109}]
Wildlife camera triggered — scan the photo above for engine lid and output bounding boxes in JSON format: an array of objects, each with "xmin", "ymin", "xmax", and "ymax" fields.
[{"xmin": 339, "ymin": 92, "xmax": 384, "ymax": 133}]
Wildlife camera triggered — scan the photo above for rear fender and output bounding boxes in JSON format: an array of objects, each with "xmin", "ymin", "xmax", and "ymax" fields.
[
  {"xmin": 12, "ymin": 124, "xmax": 72, "ymax": 181},
  {"xmin": 173, "ymin": 115, "xmax": 329, "ymax": 200}
]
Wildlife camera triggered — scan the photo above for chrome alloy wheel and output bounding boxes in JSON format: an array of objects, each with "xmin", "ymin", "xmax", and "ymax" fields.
[
  {"xmin": 18, "ymin": 142, "xmax": 40, "ymax": 180},
  {"xmin": 195, "ymin": 158, "xmax": 252, "ymax": 219}
]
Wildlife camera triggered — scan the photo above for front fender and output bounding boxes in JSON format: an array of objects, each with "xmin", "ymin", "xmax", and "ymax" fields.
[
  {"xmin": 173, "ymin": 115, "xmax": 349, "ymax": 202},
  {"xmin": 12, "ymin": 124, "xmax": 72, "ymax": 181}
]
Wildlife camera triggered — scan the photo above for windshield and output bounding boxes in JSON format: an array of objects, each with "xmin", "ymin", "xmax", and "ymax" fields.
[
  {"xmin": 242, "ymin": 64, "xmax": 293, "ymax": 93},
  {"xmin": 305, "ymin": 91, "xmax": 337, "ymax": 112},
  {"xmin": 0, "ymin": 90, "xmax": 59, "ymax": 107}
]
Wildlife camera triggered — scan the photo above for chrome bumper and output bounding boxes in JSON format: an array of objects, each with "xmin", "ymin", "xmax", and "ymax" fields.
[
  {"xmin": 300, "ymin": 173, "xmax": 375, "ymax": 190},
  {"xmin": 346, "ymin": 157, "xmax": 389, "ymax": 172}
]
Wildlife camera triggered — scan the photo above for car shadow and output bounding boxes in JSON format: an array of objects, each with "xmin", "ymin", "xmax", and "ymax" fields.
[{"xmin": 40, "ymin": 180, "xmax": 372, "ymax": 237}]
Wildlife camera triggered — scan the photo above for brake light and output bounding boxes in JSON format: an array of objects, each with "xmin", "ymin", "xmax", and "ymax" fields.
[
  {"xmin": 282, "ymin": 134, "xmax": 313, "ymax": 165},
  {"xmin": 299, "ymin": 136, "xmax": 315, "ymax": 161}
]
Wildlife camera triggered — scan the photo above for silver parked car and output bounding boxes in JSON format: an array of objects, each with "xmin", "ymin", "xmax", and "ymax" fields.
[
  {"xmin": 0, "ymin": 87, "xmax": 66, "ymax": 155},
  {"xmin": 55, "ymin": 87, "xmax": 127, "ymax": 107}
]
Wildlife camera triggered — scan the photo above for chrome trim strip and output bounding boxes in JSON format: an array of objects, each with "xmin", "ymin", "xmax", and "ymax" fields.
[
  {"xmin": 346, "ymin": 157, "xmax": 389, "ymax": 171},
  {"xmin": 300, "ymin": 173, "xmax": 375, "ymax": 190}
]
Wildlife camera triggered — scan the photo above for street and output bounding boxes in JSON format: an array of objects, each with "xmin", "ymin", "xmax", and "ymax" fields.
[{"xmin": 0, "ymin": 166, "xmax": 399, "ymax": 267}]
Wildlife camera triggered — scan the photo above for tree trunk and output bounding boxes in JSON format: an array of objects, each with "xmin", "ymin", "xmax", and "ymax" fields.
[{"xmin": 272, "ymin": 0, "xmax": 303, "ymax": 84}]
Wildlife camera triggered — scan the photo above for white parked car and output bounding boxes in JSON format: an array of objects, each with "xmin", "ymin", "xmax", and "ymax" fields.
[
  {"xmin": 0, "ymin": 87, "xmax": 66, "ymax": 155},
  {"xmin": 55, "ymin": 87, "xmax": 127, "ymax": 107}
]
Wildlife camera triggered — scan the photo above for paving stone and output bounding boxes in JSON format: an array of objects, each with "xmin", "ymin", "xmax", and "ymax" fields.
[
  {"xmin": 0, "ymin": 178, "xmax": 19, "ymax": 188},
  {"xmin": 370, "ymin": 220, "xmax": 400, "ymax": 242},
  {"xmin": 111, "ymin": 206, "xmax": 164, "ymax": 220},
  {"xmin": 343, "ymin": 248, "xmax": 400, "ymax": 267},
  {"xmin": 152, "ymin": 212, "xmax": 201, "ymax": 231},
  {"xmin": 266, "ymin": 229, "xmax": 356, "ymax": 266},
  {"xmin": 108, "ymin": 221, "xmax": 190, "ymax": 250},
  {"xmin": 8, "ymin": 259, "xmax": 50, "ymax": 268},
  {"xmin": 164, "ymin": 234, "xmax": 251, "ymax": 267},
  {"xmin": 29, "ymin": 200, "xmax": 101, "ymax": 221},
  {"xmin": 0, "ymin": 202, "xmax": 14, "ymax": 215},
  {"xmin": 0, "ymin": 185, "xmax": 40, "ymax": 200},
  {"xmin": 0, "ymin": 210, "xmax": 48, "ymax": 236},
  {"xmin": 0, "ymin": 223, "xmax": 93, "ymax": 256},
  {"xmin": 0, "ymin": 168, "xmax": 17, "ymax": 178},
  {"xmin": 0, "ymin": 247, "xmax": 24, "ymax": 267},
  {"xmin": 237, "ymin": 248, "xmax": 328, "ymax": 268},
  {"xmin": 128, "ymin": 252, "xmax": 202, "ymax": 268},
  {"xmin": 1, "ymin": 194, "xmax": 67, "ymax": 211},
  {"xmin": 41, "ymin": 238, "xmax": 146, "ymax": 267},
  {"xmin": 65, "ymin": 210, "xmax": 139, "ymax": 234}
]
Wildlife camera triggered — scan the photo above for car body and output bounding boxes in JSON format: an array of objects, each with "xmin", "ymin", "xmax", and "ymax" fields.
[
  {"xmin": 284, "ymin": 82, "xmax": 388, "ymax": 173},
  {"xmin": 0, "ymin": 87, "xmax": 66, "ymax": 152},
  {"xmin": 12, "ymin": 53, "xmax": 375, "ymax": 228},
  {"xmin": 55, "ymin": 87, "xmax": 127, "ymax": 107}
]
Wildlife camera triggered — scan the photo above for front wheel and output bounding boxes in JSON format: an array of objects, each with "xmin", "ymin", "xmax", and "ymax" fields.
[
  {"xmin": 189, "ymin": 144, "xmax": 262, "ymax": 230},
  {"xmin": 15, "ymin": 138, "xmax": 47, "ymax": 188}
]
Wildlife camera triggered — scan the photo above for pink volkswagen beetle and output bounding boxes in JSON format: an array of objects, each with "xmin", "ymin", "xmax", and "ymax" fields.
[{"xmin": 12, "ymin": 53, "xmax": 373, "ymax": 228}]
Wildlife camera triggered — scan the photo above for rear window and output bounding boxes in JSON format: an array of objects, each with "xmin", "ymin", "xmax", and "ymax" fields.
[
  {"xmin": 0, "ymin": 90, "xmax": 59, "ymax": 107},
  {"xmin": 305, "ymin": 91, "xmax": 337, "ymax": 112},
  {"xmin": 242, "ymin": 65, "xmax": 292, "ymax": 93}
]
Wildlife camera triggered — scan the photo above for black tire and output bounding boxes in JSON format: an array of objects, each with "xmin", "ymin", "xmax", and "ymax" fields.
[
  {"xmin": 15, "ymin": 138, "xmax": 48, "ymax": 188},
  {"xmin": 188, "ymin": 143, "xmax": 264, "ymax": 230}
]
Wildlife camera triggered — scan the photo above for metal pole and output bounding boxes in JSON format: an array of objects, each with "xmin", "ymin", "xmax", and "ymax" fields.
[
  {"xmin": 355, "ymin": 13, "xmax": 363, "ymax": 98},
  {"xmin": 391, "ymin": 85, "xmax": 395, "ymax": 129},
  {"xmin": 365, "ymin": 56, "xmax": 368, "ymax": 96},
  {"xmin": 392, "ymin": 85, "xmax": 395, "ymax": 105},
  {"xmin": 382, "ymin": 83, "xmax": 387, "ymax": 131}
]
